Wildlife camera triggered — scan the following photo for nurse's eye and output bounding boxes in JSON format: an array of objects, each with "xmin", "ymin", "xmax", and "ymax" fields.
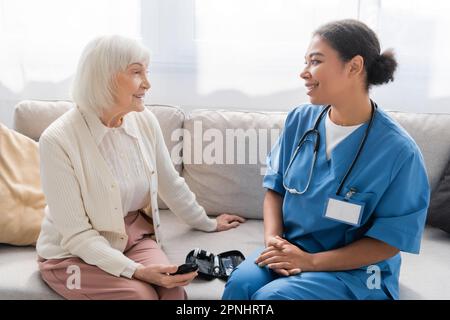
[{"xmin": 304, "ymin": 60, "xmax": 321, "ymax": 66}]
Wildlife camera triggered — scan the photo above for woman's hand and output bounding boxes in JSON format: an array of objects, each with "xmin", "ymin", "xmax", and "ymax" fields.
[
  {"xmin": 133, "ymin": 264, "xmax": 197, "ymax": 288},
  {"xmin": 215, "ymin": 214, "xmax": 246, "ymax": 232},
  {"xmin": 255, "ymin": 236, "xmax": 315, "ymax": 276}
]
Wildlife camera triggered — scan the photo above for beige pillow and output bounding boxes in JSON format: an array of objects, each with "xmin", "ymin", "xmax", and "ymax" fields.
[{"xmin": 0, "ymin": 123, "xmax": 45, "ymax": 246}]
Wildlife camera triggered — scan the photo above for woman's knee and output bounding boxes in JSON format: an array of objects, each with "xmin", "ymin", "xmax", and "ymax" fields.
[
  {"xmin": 157, "ymin": 286, "xmax": 187, "ymax": 300},
  {"xmin": 121, "ymin": 280, "xmax": 160, "ymax": 300}
]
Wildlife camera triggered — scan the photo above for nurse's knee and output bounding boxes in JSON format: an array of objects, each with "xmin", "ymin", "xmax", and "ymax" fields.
[
  {"xmin": 222, "ymin": 261, "xmax": 269, "ymax": 300},
  {"xmin": 222, "ymin": 266, "xmax": 250, "ymax": 299},
  {"xmin": 251, "ymin": 287, "xmax": 290, "ymax": 300}
]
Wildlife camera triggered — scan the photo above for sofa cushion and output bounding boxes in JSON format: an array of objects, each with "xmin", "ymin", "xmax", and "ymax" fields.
[
  {"xmin": 146, "ymin": 105, "xmax": 185, "ymax": 209},
  {"xmin": 0, "ymin": 245, "xmax": 62, "ymax": 299},
  {"xmin": 1, "ymin": 212, "xmax": 448, "ymax": 300},
  {"xmin": 182, "ymin": 109, "xmax": 286, "ymax": 219},
  {"xmin": 399, "ymin": 227, "xmax": 450, "ymax": 299},
  {"xmin": 160, "ymin": 211, "xmax": 264, "ymax": 299},
  {"xmin": 13, "ymin": 100, "xmax": 73, "ymax": 141},
  {"xmin": 0, "ymin": 123, "xmax": 45, "ymax": 246},
  {"xmin": 12, "ymin": 100, "xmax": 185, "ymax": 209},
  {"xmin": 387, "ymin": 111, "xmax": 450, "ymax": 192}
]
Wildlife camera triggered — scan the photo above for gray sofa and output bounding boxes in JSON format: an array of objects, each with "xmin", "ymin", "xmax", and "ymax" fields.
[{"xmin": 0, "ymin": 100, "xmax": 449, "ymax": 300}]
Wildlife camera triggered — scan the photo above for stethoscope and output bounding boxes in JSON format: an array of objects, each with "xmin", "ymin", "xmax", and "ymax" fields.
[{"xmin": 283, "ymin": 100, "xmax": 377, "ymax": 196}]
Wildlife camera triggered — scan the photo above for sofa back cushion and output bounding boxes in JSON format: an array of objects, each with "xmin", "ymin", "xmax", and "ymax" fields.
[
  {"xmin": 388, "ymin": 111, "xmax": 450, "ymax": 192},
  {"xmin": 182, "ymin": 109, "xmax": 286, "ymax": 219},
  {"xmin": 12, "ymin": 100, "xmax": 184, "ymax": 209},
  {"xmin": 14, "ymin": 100, "xmax": 73, "ymax": 141},
  {"xmin": 183, "ymin": 108, "xmax": 450, "ymax": 220}
]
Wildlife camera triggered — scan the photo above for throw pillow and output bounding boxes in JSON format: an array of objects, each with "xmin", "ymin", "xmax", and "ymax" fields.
[
  {"xmin": 0, "ymin": 123, "xmax": 45, "ymax": 245},
  {"xmin": 427, "ymin": 157, "xmax": 450, "ymax": 233}
]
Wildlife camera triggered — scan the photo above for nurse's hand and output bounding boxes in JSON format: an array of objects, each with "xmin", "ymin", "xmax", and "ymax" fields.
[
  {"xmin": 255, "ymin": 236, "xmax": 315, "ymax": 276},
  {"xmin": 215, "ymin": 214, "xmax": 246, "ymax": 232}
]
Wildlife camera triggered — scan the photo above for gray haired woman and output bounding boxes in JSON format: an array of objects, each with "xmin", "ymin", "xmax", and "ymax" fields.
[{"xmin": 36, "ymin": 35, "xmax": 245, "ymax": 300}]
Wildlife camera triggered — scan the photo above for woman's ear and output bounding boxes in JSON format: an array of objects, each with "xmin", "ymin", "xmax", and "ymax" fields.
[{"xmin": 348, "ymin": 55, "xmax": 365, "ymax": 77}]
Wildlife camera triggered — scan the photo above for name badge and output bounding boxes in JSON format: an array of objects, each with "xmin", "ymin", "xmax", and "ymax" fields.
[{"xmin": 323, "ymin": 193, "xmax": 365, "ymax": 226}]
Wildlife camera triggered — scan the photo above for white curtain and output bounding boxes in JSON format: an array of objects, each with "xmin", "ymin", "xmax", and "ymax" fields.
[
  {"xmin": 370, "ymin": 0, "xmax": 450, "ymax": 113},
  {"xmin": 0, "ymin": 0, "xmax": 141, "ymax": 93},
  {"xmin": 1, "ymin": 0, "xmax": 449, "ymax": 128},
  {"xmin": 193, "ymin": 0, "xmax": 359, "ymax": 96},
  {"xmin": 144, "ymin": 0, "xmax": 360, "ymax": 110},
  {"xmin": 146, "ymin": 0, "xmax": 450, "ymax": 113}
]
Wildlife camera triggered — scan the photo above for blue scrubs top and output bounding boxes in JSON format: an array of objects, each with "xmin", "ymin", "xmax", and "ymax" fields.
[{"xmin": 263, "ymin": 104, "xmax": 430, "ymax": 299}]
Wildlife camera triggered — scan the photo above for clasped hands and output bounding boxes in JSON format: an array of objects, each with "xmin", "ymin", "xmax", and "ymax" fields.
[{"xmin": 255, "ymin": 235, "xmax": 315, "ymax": 276}]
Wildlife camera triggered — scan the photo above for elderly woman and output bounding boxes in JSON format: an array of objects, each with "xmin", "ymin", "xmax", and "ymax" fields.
[{"xmin": 36, "ymin": 35, "xmax": 245, "ymax": 300}]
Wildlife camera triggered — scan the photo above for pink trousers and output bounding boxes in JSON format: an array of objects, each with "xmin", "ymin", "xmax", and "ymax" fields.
[{"xmin": 38, "ymin": 211, "xmax": 186, "ymax": 300}]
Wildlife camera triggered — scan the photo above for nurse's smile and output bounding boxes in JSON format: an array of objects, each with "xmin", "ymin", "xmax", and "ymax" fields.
[{"xmin": 305, "ymin": 82, "xmax": 319, "ymax": 95}]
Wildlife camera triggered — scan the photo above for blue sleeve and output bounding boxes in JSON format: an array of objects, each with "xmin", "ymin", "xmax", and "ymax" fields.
[
  {"xmin": 263, "ymin": 131, "xmax": 286, "ymax": 196},
  {"xmin": 365, "ymin": 146, "xmax": 430, "ymax": 254}
]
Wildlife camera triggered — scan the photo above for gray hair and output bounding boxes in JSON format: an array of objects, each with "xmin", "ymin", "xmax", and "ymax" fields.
[{"xmin": 71, "ymin": 35, "xmax": 150, "ymax": 117}]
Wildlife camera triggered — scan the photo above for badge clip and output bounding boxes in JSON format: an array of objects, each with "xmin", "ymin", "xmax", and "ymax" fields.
[{"xmin": 344, "ymin": 188, "xmax": 357, "ymax": 201}]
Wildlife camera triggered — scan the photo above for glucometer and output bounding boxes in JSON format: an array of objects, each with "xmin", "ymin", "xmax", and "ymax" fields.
[
  {"xmin": 170, "ymin": 262, "xmax": 198, "ymax": 275},
  {"xmin": 185, "ymin": 249, "xmax": 245, "ymax": 280}
]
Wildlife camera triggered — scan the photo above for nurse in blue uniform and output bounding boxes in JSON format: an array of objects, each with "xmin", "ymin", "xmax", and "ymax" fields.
[{"xmin": 222, "ymin": 19, "xmax": 430, "ymax": 300}]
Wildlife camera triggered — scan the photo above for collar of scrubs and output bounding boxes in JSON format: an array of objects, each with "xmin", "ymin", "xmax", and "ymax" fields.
[
  {"xmin": 79, "ymin": 107, "xmax": 139, "ymax": 145},
  {"xmin": 316, "ymin": 107, "xmax": 371, "ymax": 180}
]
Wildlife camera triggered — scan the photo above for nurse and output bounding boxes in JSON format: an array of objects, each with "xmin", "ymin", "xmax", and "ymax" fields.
[{"xmin": 222, "ymin": 19, "xmax": 430, "ymax": 300}]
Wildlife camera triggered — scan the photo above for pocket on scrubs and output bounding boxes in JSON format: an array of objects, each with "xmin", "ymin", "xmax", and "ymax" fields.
[{"xmin": 341, "ymin": 189, "xmax": 377, "ymax": 224}]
